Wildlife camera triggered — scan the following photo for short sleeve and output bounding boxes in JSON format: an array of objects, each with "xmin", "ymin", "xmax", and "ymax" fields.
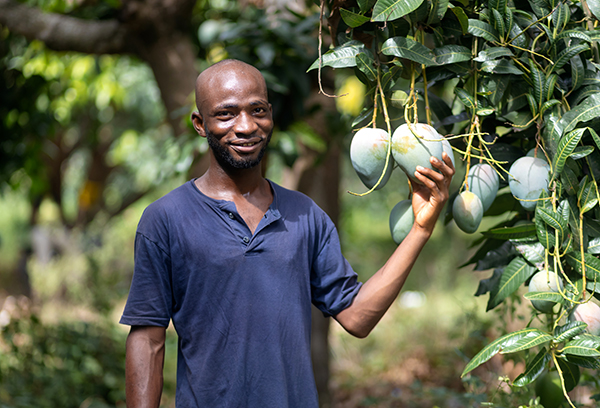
[
  {"xmin": 119, "ymin": 232, "xmax": 173, "ymax": 327},
  {"xmin": 310, "ymin": 218, "xmax": 362, "ymax": 317}
]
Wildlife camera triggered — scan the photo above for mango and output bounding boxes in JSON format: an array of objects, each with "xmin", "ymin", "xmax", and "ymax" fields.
[
  {"xmin": 535, "ymin": 371, "xmax": 566, "ymax": 408},
  {"xmin": 391, "ymin": 123, "xmax": 444, "ymax": 183},
  {"xmin": 467, "ymin": 163, "xmax": 499, "ymax": 212},
  {"xmin": 508, "ymin": 156, "xmax": 551, "ymax": 211},
  {"xmin": 452, "ymin": 191, "xmax": 483, "ymax": 233},
  {"xmin": 573, "ymin": 300, "xmax": 600, "ymax": 335},
  {"xmin": 389, "ymin": 199, "xmax": 414, "ymax": 244},
  {"xmin": 350, "ymin": 128, "xmax": 393, "ymax": 190},
  {"xmin": 528, "ymin": 271, "xmax": 563, "ymax": 313},
  {"xmin": 442, "ymin": 138, "xmax": 455, "ymax": 168}
]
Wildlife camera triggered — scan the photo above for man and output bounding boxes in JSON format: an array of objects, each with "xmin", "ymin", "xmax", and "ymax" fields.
[{"xmin": 120, "ymin": 59, "xmax": 454, "ymax": 407}]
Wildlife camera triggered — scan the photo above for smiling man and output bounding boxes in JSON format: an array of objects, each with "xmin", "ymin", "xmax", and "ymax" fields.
[{"xmin": 120, "ymin": 59, "xmax": 454, "ymax": 407}]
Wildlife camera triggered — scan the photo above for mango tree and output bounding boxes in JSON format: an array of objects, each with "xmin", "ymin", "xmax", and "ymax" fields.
[{"xmin": 315, "ymin": 0, "xmax": 600, "ymax": 405}]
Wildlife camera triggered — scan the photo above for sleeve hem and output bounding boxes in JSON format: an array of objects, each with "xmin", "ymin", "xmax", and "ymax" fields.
[{"xmin": 119, "ymin": 315, "xmax": 170, "ymax": 327}]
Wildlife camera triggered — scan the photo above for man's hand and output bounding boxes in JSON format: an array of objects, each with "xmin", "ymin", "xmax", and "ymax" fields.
[{"xmin": 410, "ymin": 152, "xmax": 455, "ymax": 234}]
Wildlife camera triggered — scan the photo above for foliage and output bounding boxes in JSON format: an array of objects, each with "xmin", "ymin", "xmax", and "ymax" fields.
[
  {"xmin": 0, "ymin": 299, "xmax": 126, "ymax": 407},
  {"xmin": 316, "ymin": 0, "xmax": 600, "ymax": 404}
]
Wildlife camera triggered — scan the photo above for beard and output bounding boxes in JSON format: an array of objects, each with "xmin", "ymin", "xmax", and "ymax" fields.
[{"xmin": 206, "ymin": 128, "xmax": 272, "ymax": 170}]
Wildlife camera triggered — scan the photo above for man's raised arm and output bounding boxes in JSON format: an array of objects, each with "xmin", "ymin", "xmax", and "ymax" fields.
[{"xmin": 335, "ymin": 153, "xmax": 455, "ymax": 338}]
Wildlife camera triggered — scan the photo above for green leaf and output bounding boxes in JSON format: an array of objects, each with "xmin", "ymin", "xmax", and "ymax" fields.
[
  {"xmin": 500, "ymin": 329, "xmax": 553, "ymax": 354},
  {"xmin": 564, "ymin": 354, "xmax": 600, "ymax": 369},
  {"xmin": 554, "ymin": 30, "xmax": 593, "ymax": 44},
  {"xmin": 565, "ymin": 251, "xmax": 600, "ymax": 281},
  {"xmin": 552, "ymin": 128, "xmax": 586, "ymax": 180},
  {"xmin": 561, "ymin": 334, "xmax": 600, "ymax": 357},
  {"xmin": 454, "ymin": 87, "xmax": 476, "ymax": 111},
  {"xmin": 487, "ymin": 75, "xmax": 511, "ymax": 106},
  {"xmin": 578, "ymin": 175, "xmax": 599, "ymax": 214},
  {"xmin": 512, "ymin": 241, "xmax": 545, "ymax": 264},
  {"xmin": 570, "ymin": 55, "xmax": 585, "ymax": 92},
  {"xmin": 561, "ymin": 165, "xmax": 579, "ymax": 196},
  {"xmin": 551, "ymin": 2, "xmax": 570, "ymax": 32},
  {"xmin": 557, "ymin": 92, "xmax": 600, "ymax": 136},
  {"xmin": 381, "ymin": 37, "xmax": 437, "ymax": 66},
  {"xmin": 308, "ymin": 41, "xmax": 367, "ymax": 71},
  {"xmin": 462, "ymin": 328, "xmax": 552, "ymax": 377},
  {"xmin": 372, "ymin": 0, "xmax": 425, "ymax": 22},
  {"xmin": 523, "ymin": 291, "xmax": 565, "ymax": 304},
  {"xmin": 530, "ymin": 60, "xmax": 546, "ymax": 110},
  {"xmin": 356, "ymin": 52, "xmax": 377, "ymax": 82},
  {"xmin": 473, "ymin": 47, "xmax": 514, "ymax": 62},
  {"xmin": 450, "ymin": 6, "xmax": 469, "ymax": 34},
  {"xmin": 483, "ymin": 223, "xmax": 538, "ymax": 240},
  {"xmin": 570, "ymin": 145, "xmax": 594, "ymax": 160},
  {"xmin": 588, "ymin": 237, "xmax": 600, "ymax": 254},
  {"xmin": 352, "ymin": 107, "xmax": 374, "ymax": 127},
  {"xmin": 587, "ymin": 0, "xmax": 600, "ymax": 19},
  {"xmin": 433, "ymin": 45, "xmax": 471, "ymax": 65},
  {"xmin": 554, "ymin": 321, "xmax": 588, "ymax": 343},
  {"xmin": 537, "ymin": 207, "xmax": 567, "ymax": 243},
  {"xmin": 513, "ymin": 348, "xmax": 550, "ymax": 387},
  {"xmin": 488, "ymin": 257, "xmax": 536, "ymax": 310},
  {"xmin": 427, "ymin": 0, "xmax": 450, "ymax": 24},
  {"xmin": 590, "ymin": 128, "xmax": 600, "ymax": 152},
  {"xmin": 556, "ymin": 357, "xmax": 580, "ymax": 392},
  {"xmin": 536, "ymin": 191, "xmax": 556, "ymax": 249},
  {"xmin": 550, "ymin": 44, "xmax": 590, "ymax": 74},
  {"xmin": 545, "ymin": 74, "xmax": 559, "ymax": 101},
  {"xmin": 492, "ymin": 8, "xmax": 506, "ymax": 39},
  {"xmin": 468, "ymin": 19, "xmax": 500, "ymax": 42},
  {"xmin": 340, "ymin": 8, "xmax": 371, "ymax": 27},
  {"xmin": 481, "ymin": 59, "xmax": 524, "ymax": 75}
]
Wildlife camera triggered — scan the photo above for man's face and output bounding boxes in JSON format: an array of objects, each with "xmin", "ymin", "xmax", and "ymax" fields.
[{"xmin": 193, "ymin": 64, "xmax": 274, "ymax": 171}]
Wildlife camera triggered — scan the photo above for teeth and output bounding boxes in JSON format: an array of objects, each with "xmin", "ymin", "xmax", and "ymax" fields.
[{"xmin": 241, "ymin": 143, "xmax": 255, "ymax": 146}]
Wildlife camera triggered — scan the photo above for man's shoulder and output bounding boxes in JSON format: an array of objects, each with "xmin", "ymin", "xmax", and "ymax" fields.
[
  {"xmin": 270, "ymin": 181, "xmax": 320, "ymax": 209},
  {"xmin": 139, "ymin": 180, "xmax": 195, "ymax": 224}
]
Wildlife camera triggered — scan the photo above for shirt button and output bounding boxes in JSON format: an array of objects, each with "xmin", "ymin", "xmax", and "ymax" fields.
[
  {"xmin": 228, "ymin": 212, "xmax": 234, "ymax": 219},
  {"xmin": 243, "ymin": 236, "xmax": 250, "ymax": 244}
]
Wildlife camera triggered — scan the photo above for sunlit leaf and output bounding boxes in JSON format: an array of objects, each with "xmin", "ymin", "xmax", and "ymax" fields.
[
  {"xmin": 372, "ymin": 0, "xmax": 425, "ymax": 22},
  {"xmin": 308, "ymin": 41, "xmax": 368, "ymax": 71},
  {"xmin": 433, "ymin": 45, "xmax": 471, "ymax": 65},
  {"xmin": 481, "ymin": 59, "xmax": 524, "ymax": 75},
  {"xmin": 554, "ymin": 321, "xmax": 588, "ymax": 343},
  {"xmin": 462, "ymin": 328, "xmax": 551, "ymax": 377},
  {"xmin": 381, "ymin": 37, "xmax": 437, "ymax": 66},
  {"xmin": 561, "ymin": 334, "xmax": 600, "ymax": 356},
  {"xmin": 523, "ymin": 291, "xmax": 565, "ymax": 304},
  {"xmin": 468, "ymin": 19, "xmax": 500, "ymax": 42},
  {"xmin": 500, "ymin": 329, "xmax": 553, "ymax": 353},
  {"xmin": 473, "ymin": 47, "xmax": 514, "ymax": 62}
]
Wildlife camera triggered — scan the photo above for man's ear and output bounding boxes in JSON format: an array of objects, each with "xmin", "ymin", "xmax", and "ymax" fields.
[{"xmin": 191, "ymin": 111, "xmax": 206, "ymax": 137}]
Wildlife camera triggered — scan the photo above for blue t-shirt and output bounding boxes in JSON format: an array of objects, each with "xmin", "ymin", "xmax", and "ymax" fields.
[{"xmin": 120, "ymin": 179, "xmax": 361, "ymax": 407}]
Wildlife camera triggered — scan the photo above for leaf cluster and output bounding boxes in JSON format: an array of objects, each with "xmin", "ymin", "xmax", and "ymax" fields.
[{"xmin": 314, "ymin": 0, "xmax": 600, "ymax": 401}]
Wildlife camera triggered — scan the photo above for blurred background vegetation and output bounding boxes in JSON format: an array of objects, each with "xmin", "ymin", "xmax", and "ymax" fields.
[{"xmin": 0, "ymin": 0, "xmax": 553, "ymax": 407}]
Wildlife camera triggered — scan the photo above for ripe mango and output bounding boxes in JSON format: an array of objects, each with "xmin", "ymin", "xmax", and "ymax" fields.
[
  {"xmin": 573, "ymin": 300, "xmax": 600, "ymax": 335},
  {"xmin": 467, "ymin": 163, "xmax": 499, "ymax": 212},
  {"xmin": 350, "ymin": 128, "xmax": 393, "ymax": 190},
  {"xmin": 508, "ymin": 156, "xmax": 550, "ymax": 211},
  {"xmin": 528, "ymin": 271, "xmax": 563, "ymax": 313},
  {"xmin": 389, "ymin": 199, "xmax": 414, "ymax": 244},
  {"xmin": 452, "ymin": 191, "xmax": 483, "ymax": 233},
  {"xmin": 391, "ymin": 123, "xmax": 444, "ymax": 183}
]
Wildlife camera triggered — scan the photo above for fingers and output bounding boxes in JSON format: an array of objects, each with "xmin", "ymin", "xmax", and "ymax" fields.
[{"xmin": 412, "ymin": 153, "xmax": 455, "ymax": 200}]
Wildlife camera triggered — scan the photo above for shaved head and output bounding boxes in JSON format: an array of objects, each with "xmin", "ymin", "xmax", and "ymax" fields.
[{"xmin": 194, "ymin": 59, "xmax": 268, "ymax": 116}]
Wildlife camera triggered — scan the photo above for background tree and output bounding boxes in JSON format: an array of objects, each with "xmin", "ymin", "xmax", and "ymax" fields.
[{"xmin": 0, "ymin": 0, "xmax": 350, "ymax": 405}]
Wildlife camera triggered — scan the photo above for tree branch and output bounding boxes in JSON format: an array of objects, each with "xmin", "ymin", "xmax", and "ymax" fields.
[{"xmin": 0, "ymin": 0, "xmax": 130, "ymax": 54}]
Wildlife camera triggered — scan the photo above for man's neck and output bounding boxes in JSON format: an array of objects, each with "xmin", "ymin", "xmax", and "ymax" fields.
[{"xmin": 195, "ymin": 162, "xmax": 268, "ymax": 202}]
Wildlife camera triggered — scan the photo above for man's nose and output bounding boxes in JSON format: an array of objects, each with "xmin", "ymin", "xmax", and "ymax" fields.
[{"xmin": 234, "ymin": 111, "xmax": 258, "ymax": 135}]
